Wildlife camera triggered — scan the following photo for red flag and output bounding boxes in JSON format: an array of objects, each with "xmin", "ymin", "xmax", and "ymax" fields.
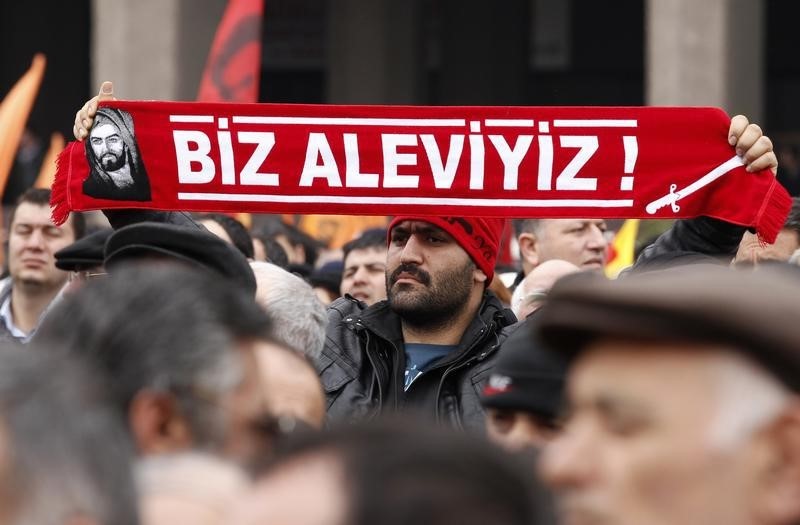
[
  {"xmin": 197, "ymin": 0, "xmax": 264, "ymax": 103},
  {"xmin": 497, "ymin": 220, "xmax": 515, "ymax": 267}
]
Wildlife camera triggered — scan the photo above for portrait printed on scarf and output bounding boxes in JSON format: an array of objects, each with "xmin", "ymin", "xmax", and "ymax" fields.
[{"xmin": 83, "ymin": 107, "xmax": 151, "ymax": 201}]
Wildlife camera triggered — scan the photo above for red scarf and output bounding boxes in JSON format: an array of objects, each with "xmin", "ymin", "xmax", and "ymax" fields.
[{"xmin": 53, "ymin": 102, "xmax": 791, "ymax": 242}]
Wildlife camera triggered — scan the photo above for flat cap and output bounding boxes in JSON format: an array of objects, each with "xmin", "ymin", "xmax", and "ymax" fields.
[
  {"xmin": 55, "ymin": 228, "xmax": 113, "ymax": 271},
  {"xmin": 537, "ymin": 265, "xmax": 800, "ymax": 392},
  {"xmin": 104, "ymin": 222, "xmax": 256, "ymax": 295}
]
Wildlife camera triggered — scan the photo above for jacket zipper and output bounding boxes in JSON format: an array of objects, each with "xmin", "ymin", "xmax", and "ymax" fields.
[
  {"xmin": 433, "ymin": 321, "xmax": 499, "ymax": 427},
  {"xmin": 361, "ymin": 329, "xmax": 386, "ymax": 417},
  {"xmin": 390, "ymin": 340, "xmax": 401, "ymax": 411},
  {"xmin": 361, "ymin": 326, "xmax": 402, "ymax": 413}
]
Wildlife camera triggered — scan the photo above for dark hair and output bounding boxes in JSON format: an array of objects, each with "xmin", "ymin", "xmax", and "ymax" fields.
[
  {"xmin": 784, "ymin": 197, "xmax": 800, "ymax": 236},
  {"xmin": 342, "ymin": 228, "xmax": 387, "ymax": 262},
  {"xmin": 258, "ymin": 236, "xmax": 289, "ymax": 268},
  {"xmin": 258, "ymin": 419, "xmax": 555, "ymax": 525},
  {"xmin": 309, "ymin": 260, "xmax": 344, "ymax": 299},
  {"xmin": 256, "ymin": 221, "xmax": 322, "ymax": 266},
  {"xmin": 291, "ymin": 226, "xmax": 324, "ymax": 266},
  {"xmin": 10, "ymin": 188, "xmax": 85, "ymax": 240},
  {"xmin": 197, "ymin": 213, "xmax": 255, "ymax": 259},
  {"xmin": 0, "ymin": 342, "xmax": 138, "ymax": 525},
  {"xmin": 33, "ymin": 264, "xmax": 273, "ymax": 450}
]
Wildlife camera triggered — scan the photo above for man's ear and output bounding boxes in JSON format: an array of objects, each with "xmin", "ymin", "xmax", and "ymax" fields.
[
  {"xmin": 753, "ymin": 403, "xmax": 800, "ymax": 524},
  {"xmin": 128, "ymin": 390, "xmax": 193, "ymax": 455},
  {"xmin": 473, "ymin": 266, "xmax": 489, "ymax": 286},
  {"xmin": 517, "ymin": 233, "xmax": 539, "ymax": 270}
]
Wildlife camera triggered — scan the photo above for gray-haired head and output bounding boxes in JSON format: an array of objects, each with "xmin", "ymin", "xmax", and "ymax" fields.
[
  {"xmin": 33, "ymin": 264, "xmax": 273, "ymax": 454},
  {"xmin": 784, "ymin": 197, "xmax": 800, "ymax": 237},
  {"xmin": 251, "ymin": 261, "xmax": 327, "ymax": 359},
  {"xmin": 512, "ymin": 218, "xmax": 543, "ymax": 238},
  {"xmin": 0, "ymin": 342, "xmax": 138, "ymax": 525}
]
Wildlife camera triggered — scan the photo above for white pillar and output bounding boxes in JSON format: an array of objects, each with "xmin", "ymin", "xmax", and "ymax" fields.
[
  {"xmin": 646, "ymin": 0, "xmax": 764, "ymax": 121},
  {"xmin": 91, "ymin": 0, "xmax": 226, "ymax": 100}
]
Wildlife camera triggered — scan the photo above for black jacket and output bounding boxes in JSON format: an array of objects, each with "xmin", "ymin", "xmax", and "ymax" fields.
[
  {"xmin": 315, "ymin": 292, "xmax": 517, "ymax": 433},
  {"xmin": 631, "ymin": 216, "xmax": 746, "ymax": 271},
  {"xmin": 314, "ymin": 217, "xmax": 746, "ymax": 431}
]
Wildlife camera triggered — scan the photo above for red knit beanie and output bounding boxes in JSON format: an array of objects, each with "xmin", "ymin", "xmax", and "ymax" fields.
[{"xmin": 387, "ymin": 216, "xmax": 506, "ymax": 282}]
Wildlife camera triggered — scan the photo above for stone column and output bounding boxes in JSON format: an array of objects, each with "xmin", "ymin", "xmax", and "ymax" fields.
[
  {"xmin": 91, "ymin": 0, "xmax": 226, "ymax": 100},
  {"xmin": 646, "ymin": 0, "xmax": 764, "ymax": 121},
  {"xmin": 327, "ymin": 0, "xmax": 423, "ymax": 104},
  {"xmin": 438, "ymin": 0, "xmax": 528, "ymax": 105}
]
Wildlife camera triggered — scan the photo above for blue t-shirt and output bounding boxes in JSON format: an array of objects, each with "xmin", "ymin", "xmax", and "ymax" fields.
[{"xmin": 404, "ymin": 343, "xmax": 456, "ymax": 390}]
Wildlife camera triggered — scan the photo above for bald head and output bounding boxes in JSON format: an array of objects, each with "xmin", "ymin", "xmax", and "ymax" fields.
[
  {"xmin": 511, "ymin": 259, "xmax": 579, "ymax": 319},
  {"xmin": 516, "ymin": 218, "xmax": 608, "ymax": 275},
  {"xmin": 254, "ymin": 341, "xmax": 325, "ymax": 430}
]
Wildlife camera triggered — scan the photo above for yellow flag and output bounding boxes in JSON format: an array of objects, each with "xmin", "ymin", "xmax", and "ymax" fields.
[
  {"xmin": 0, "ymin": 54, "xmax": 46, "ymax": 198},
  {"xmin": 605, "ymin": 219, "xmax": 640, "ymax": 279}
]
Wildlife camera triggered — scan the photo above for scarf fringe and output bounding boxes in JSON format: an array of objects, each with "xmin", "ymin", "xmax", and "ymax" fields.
[
  {"xmin": 50, "ymin": 143, "xmax": 75, "ymax": 226},
  {"xmin": 755, "ymin": 178, "xmax": 793, "ymax": 244}
]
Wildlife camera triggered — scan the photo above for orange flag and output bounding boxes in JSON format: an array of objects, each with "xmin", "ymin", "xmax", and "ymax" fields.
[
  {"xmin": 197, "ymin": 0, "xmax": 264, "ymax": 103},
  {"xmin": 0, "ymin": 54, "xmax": 46, "ymax": 198},
  {"xmin": 298, "ymin": 215, "xmax": 390, "ymax": 249},
  {"xmin": 34, "ymin": 132, "xmax": 65, "ymax": 189}
]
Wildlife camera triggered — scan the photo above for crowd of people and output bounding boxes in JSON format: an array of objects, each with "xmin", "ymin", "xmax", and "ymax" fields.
[{"xmin": 0, "ymin": 84, "xmax": 797, "ymax": 524}]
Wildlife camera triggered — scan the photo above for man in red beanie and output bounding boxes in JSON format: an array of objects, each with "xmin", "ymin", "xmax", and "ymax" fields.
[{"xmin": 317, "ymin": 215, "xmax": 516, "ymax": 431}]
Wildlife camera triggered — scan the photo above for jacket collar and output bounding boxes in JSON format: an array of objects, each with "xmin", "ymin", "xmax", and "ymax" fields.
[{"xmin": 352, "ymin": 292, "xmax": 515, "ymax": 351}]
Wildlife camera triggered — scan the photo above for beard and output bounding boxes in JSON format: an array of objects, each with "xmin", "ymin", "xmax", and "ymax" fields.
[
  {"xmin": 100, "ymin": 151, "xmax": 125, "ymax": 171},
  {"xmin": 387, "ymin": 258, "xmax": 476, "ymax": 330}
]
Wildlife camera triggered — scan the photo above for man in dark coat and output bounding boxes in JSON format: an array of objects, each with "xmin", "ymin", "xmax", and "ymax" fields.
[{"xmin": 316, "ymin": 216, "xmax": 516, "ymax": 432}]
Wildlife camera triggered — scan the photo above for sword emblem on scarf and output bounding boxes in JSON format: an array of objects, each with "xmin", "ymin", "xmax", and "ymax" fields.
[
  {"xmin": 50, "ymin": 103, "xmax": 791, "ymax": 243},
  {"xmin": 646, "ymin": 155, "xmax": 745, "ymax": 214}
]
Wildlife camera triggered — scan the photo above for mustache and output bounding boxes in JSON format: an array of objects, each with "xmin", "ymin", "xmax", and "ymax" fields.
[{"xmin": 389, "ymin": 264, "xmax": 431, "ymax": 286}]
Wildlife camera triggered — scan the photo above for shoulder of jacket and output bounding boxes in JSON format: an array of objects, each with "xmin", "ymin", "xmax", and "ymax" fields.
[
  {"xmin": 327, "ymin": 295, "xmax": 367, "ymax": 321},
  {"xmin": 480, "ymin": 293, "xmax": 517, "ymax": 328}
]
